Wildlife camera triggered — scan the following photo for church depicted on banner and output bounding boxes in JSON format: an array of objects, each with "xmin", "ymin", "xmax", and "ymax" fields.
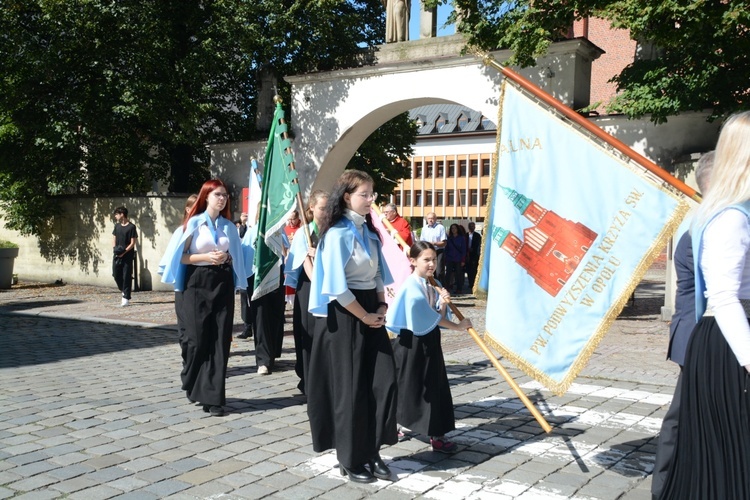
[{"xmin": 491, "ymin": 186, "xmax": 598, "ymax": 296}]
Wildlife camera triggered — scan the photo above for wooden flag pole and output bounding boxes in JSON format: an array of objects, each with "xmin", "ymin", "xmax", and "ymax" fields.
[
  {"xmin": 372, "ymin": 203, "xmax": 552, "ymax": 433},
  {"xmin": 274, "ymin": 95, "xmax": 312, "ymax": 249},
  {"xmin": 480, "ymin": 53, "xmax": 701, "ymax": 203}
]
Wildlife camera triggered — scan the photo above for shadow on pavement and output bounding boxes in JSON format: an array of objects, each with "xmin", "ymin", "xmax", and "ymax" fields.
[
  {"xmin": 0, "ymin": 315, "xmax": 176, "ymax": 368},
  {"xmin": 0, "ymin": 299, "xmax": 83, "ymax": 311}
]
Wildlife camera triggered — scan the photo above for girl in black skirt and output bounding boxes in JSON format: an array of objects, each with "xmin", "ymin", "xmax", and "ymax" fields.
[
  {"xmin": 386, "ymin": 241, "xmax": 471, "ymax": 453},
  {"xmin": 284, "ymin": 190, "xmax": 328, "ymax": 394},
  {"xmin": 658, "ymin": 111, "xmax": 750, "ymax": 499},
  {"xmin": 161, "ymin": 179, "xmax": 249, "ymax": 417},
  {"xmin": 307, "ymin": 170, "xmax": 398, "ymax": 483}
]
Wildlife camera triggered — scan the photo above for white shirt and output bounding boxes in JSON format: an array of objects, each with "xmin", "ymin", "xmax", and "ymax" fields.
[
  {"xmin": 421, "ymin": 222, "xmax": 447, "ymax": 245},
  {"xmin": 702, "ymin": 209, "xmax": 750, "ymax": 366},
  {"xmin": 336, "ymin": 210, "xmax": 384, "ymax": 307},
  {"xmin": 189, "ymin": 223, "xmax": 230, "ymax": 266}
]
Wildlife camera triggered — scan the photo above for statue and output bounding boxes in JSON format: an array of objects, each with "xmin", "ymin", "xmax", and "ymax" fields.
[{"xmin": 383, "ymin": 0, "xmax": 410, "ymax": 43}]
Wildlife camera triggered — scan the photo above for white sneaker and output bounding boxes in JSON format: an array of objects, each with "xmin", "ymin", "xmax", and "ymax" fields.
[
  {"xmin": 257, "ymin": 365, "xmax": 269, "ymax": 375},
  {"xmin": 121, "ymin": 298, "xmax": 129, "ymax": 307}
]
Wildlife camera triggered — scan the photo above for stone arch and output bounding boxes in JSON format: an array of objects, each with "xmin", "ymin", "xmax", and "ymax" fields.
[{"xmin": 286, "ymin": 38, "xmax": 603, "ymax": 195}]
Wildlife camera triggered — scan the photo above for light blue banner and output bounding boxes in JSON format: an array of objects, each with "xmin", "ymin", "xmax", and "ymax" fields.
[{"xmin": 479, "ymin": 83, "xmax": 689, "ymax": 395}]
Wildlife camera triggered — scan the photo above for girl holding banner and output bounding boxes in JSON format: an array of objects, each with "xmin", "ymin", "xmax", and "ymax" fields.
[
  {"xmin": 659, "ymin": 111, "xmax": 750, "ymax": 499},
  {"xmin": 284, "ymin": 190, "xmax": 328, "ymax": 394},
  {"xmin": 387, "ymin": 241, "xmax": 472, "ymax": 453}
]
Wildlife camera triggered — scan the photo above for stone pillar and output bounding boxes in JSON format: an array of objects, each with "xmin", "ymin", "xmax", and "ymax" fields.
[{"xmin": 420, "ymin": 1, "xmax": 436, "ymax": 39}]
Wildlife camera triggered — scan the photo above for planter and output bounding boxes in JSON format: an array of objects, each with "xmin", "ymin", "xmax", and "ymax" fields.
[{"xmin": 0, "ymin": 247, "xmax": 19, "ymax": 289}]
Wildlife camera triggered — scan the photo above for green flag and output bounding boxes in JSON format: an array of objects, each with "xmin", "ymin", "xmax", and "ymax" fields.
[{"xmin": 252, "ymin": 101, "xmax": 300, "ymax": 300}]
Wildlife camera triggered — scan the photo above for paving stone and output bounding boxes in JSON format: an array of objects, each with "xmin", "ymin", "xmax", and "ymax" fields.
[{"xmin": 0, "ymin": 282, "xmax": 675, "ymax": 500}]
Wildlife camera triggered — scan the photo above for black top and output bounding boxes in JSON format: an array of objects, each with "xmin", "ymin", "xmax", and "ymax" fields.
[{"xmin": 113, "ymin": 222, "xmax": 138, "ymax": 261}]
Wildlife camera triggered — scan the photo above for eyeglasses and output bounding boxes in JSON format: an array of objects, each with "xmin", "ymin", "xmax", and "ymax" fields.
[
  {"xmin": 211, "ymin": 192, "xmax": 229, "ymax": 199},
  {"xmin": 353, "ymin": 192, "xmax": 378, "ymax": 201}
]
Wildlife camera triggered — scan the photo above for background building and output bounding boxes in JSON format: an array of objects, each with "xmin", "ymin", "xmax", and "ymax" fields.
[{"xmin": 392, "ymin": 104, "xmax": 497, "ymax": 227}]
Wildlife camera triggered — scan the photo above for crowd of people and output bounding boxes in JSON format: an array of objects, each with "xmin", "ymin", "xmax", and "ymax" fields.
[
  {"xmin": 140, "ymin": 170, "xmax": 474, "ymax": 483},
  {"xmin": 116, "ymin": 110, "xmax": 750, "ymax": 493}
]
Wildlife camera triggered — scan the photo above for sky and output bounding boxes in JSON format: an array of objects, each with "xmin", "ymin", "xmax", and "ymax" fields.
[{"xmin": 408, "ymin": 2, "xmax": 455, "ymax": 39}]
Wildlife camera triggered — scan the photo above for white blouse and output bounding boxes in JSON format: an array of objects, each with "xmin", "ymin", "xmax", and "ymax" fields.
[
  {"xmin": 188, "ymin": 223, "xmax": 230, "ymax": 266},
  {"xmin": 701, "ymin": 209, "xmax": 750, "ymax": 366}
]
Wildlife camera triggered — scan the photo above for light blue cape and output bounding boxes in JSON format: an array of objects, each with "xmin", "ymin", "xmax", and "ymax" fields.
[
  {"xmin": 158, "ymin": 226, "xmax": 185, "ymax": 276},
  {"xmin": 160, "ymin": 214, "xmax": 250, "ymax": 292},
  {"xmin": 284, "ymin": 222, "xmax": 314, "ymax": 289},
  {"xmin": 386, "ymin": 274, "xmax": 444, "ymax": 336},
  {"xmin": 308, "ymin": 220, "xmax": 393, "ymax": 317},
  {"xmin": 692, "ymin": 201, "xmax": 750, "ymax": 321}
]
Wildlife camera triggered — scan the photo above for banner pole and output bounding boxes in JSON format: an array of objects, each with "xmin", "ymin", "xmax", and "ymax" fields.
[
  {"xmin": 274, "ymin": 95, "xmax": 312, "ymax": 250},
  {"xmin": 371, "ymin": 203, "xmax": 553, "ymax": 433},
  {"xmin": 479, "ymin": 53, "xmax": 701, "ymax": 203}
]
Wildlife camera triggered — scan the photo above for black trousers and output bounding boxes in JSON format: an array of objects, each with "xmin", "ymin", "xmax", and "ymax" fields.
[
  {"xmin": 253, "ymin": 283, "xmax": 285, "ymax": 369},
  {"xmin": 113, "ymin": 257, "xmax": 133, "ymax": 299}
]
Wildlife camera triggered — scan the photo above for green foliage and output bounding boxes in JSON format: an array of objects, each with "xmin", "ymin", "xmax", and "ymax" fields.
[
  {"xmin": 347, "ymin": 112, "xmax": 417, "ymax": 199},
  {"xmin": 0, "ymin": 240, "xmax": 19, "ymax": 249},
  {"xmin": 452, "ymin": 0, "xmax": 750, "ymax": 123},
  {"xmin": 0, "ymin": 0, "xmax": 415, "ymax": 237}
]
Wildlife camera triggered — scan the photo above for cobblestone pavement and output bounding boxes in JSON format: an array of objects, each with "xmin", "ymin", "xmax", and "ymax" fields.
[{"xmin": 0, "ymin": 269, "xmax": 676, "ymax": 499}]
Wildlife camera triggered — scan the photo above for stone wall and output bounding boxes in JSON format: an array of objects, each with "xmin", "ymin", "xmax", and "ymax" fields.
[{"xmin": 0, "ymin": 195, "xmax": 190, "ymax": 291}]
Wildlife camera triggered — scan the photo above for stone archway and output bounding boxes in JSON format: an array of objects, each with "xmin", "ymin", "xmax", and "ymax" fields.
[{"xmin": 286, "ymin": 36, "xmax": 603, "ymax": 194}]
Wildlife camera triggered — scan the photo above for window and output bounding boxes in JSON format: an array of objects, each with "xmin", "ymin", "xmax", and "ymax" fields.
[
  {"xmin": 404, "ymin": 191, "xmax": 411, "ymax": 205},
  {"xmin": 425, "ymin": 191, "xmax": 433, "ymax": 206},
  {"xmin": 447, "ymin": 160, "xmax": 455, "ymax": 177},
  {"xmin": 481, "ymin": 189, "xmax": 489, "ymax": 206},
  {"xmin": 480, "ymin": 115, "xmax": 493, "ymax": 130},
  {"xmin": 459, "ymin": 191, "xmax": 467, "ymax": 206},
  {"xmin": 459, "ymin": 160, "xmax": 467, "ymax": 177},
  {"xmin": 415, "ymin": 191, "xmax": 422, "ymax": 206},
  {"xmin": 415, "ymin": 163, "xmax": 422, "ymax": 177},
  {"xmin": 395, "ymin": 191, "xmax": 401, "ymax": 205},
  {"xmin": 425, "ymin": 162, "xmax": 433, "ymax": 178},
  {"xmin": 482, "ymin": 158, "xmax": 491, "ymax": 177},
  {"xmin": 470, "ymin": 160, "xmax": 478, "ymax": 177},
  {"xmin": 447, "ymin": 191, "xmax": 455, "ymax": 205},
  {"xmin": 436, "ymin": 114, "xmax": 448, "ymax": 132},
  {"xmin": 436, "ymin": 191, "xmax": 444, "ymax": 205},
  {"xmin": 437, "ymin": 161, "xmax": 444, "ymax": 177},
  {"xmin": 457, "ymin": 113, "xmax": 469, "ymax": 131},
  {"xmin": 469, "ymin": 189, "xmax": 478, "ymax": 207}
]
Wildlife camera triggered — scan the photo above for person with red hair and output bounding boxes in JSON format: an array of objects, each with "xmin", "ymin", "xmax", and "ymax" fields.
[{"xmin": 161, "ymin": 179, "xmax": 250, "ymax": 417}]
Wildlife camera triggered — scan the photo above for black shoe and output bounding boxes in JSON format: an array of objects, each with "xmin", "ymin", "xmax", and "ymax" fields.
[
  {"xmin": 368, "ymin": 455, "xmax": 392, "ymax": 480},
  {"xmin": 203, "ymin": 405, "xmax": 225, "ymax": 417},
  {"xmin": 236, "ymin": 330, "xmax": 252, "ymax": 339},
  {"xmin": 339, "ymin": 464, "xmax": 375, "ymax": 483}
]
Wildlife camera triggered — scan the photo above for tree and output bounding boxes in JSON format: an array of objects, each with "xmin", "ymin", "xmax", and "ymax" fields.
[
  {"xmin": 346, "ymin": 112, "xmax": 417, "ymax": 199},
  {"xmin": 451, "ymin": 0, "xmax": 750, "ymax": 123},
  {"xmin": 0, "ymin": 0, "xmax": 417, "ymax": 237}
]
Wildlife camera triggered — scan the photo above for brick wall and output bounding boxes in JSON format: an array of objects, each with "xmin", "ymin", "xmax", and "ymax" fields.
[{"xmin": 572, "ymin": 18, "xmax": 636, "ymax": 114}]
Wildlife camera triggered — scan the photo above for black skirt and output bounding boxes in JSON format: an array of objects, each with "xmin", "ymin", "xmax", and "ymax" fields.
[
  {"xmin": 392, "ymin": 327, "xmax": 455, "ymax": 437},
  {"xmin": 659, "ymin": 316, "xmax": 750, "ymax": 499},
  {"xmin": 306, "ymin": 288, "xmax": 398, "ymax": 468},
  {"xmin": 181, "ymin": 264, "xmax": 234, "ymax": 407},
  {"xmin": 293, "ymin": 275, "xmax": 314, "ymax": 392}
]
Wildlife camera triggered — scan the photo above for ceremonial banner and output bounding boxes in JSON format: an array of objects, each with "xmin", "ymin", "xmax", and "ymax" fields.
[
  {"xmin": 247, "ymin": 158, "xmax": 262, "ymax": 227},
  {"xmin": 370, "ymin": 207, "xmax": 412, "ymax": 307},
  {"xmin": 478, "ymin": 81, "xmax": 691, "ymax": 395},
  {"xmin": 252, "ymin": 102, "xmax": 300, "ymax": 300}
]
